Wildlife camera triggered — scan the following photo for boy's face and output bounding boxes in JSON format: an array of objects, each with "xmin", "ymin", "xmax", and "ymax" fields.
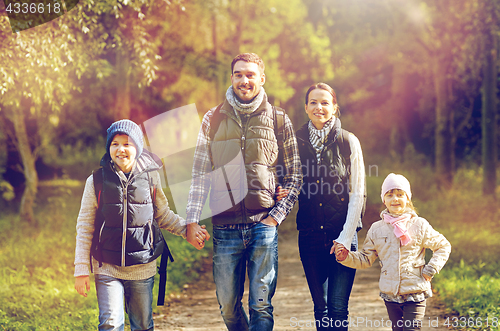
[
  {"xmin": 109, "ymin": 134, "xmax": 137, "ymax": 173},
  {"xmin": 383, "ymin": 189, "xmax": 408, "ymax": 215}
]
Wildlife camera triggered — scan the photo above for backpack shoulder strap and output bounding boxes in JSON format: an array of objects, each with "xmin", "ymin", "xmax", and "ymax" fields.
[
  {"xmin": 273, "ymin": 106, "xmax": 285, "ymax": 149},
  {"xmin": 91, "ymin": 168, "xmax": 105, "ymax": 271},
  {"xmin": 337, "ymin": 129, "xmax": 351, "ymax": 165},
  {"xmin": 93, "ymin": 167, "xmax": 103, "ymax": 208},
  {"xmin": 208, "ymin": 102, "xmax": 225, "ymax": 141}
]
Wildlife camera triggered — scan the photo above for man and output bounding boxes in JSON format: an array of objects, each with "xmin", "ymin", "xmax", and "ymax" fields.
[{"xmin": 186, "ymin": 53, "xmax": 302, "ymax": 331}]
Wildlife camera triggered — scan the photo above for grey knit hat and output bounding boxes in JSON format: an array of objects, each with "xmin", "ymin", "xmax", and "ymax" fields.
[{"xmin": 106, "ymin": 119, "xmax": 144, "ymax": 158}]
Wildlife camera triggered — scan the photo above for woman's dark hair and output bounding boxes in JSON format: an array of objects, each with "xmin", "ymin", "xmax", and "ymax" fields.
[{"xmin": 305, "ymin": 83, "xmax": 337, "ymax": 105}]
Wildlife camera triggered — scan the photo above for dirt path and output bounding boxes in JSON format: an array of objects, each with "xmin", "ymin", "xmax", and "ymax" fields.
[{"xmin": 155, "ymin": 216, "xmax": 452, "ymax": 331}]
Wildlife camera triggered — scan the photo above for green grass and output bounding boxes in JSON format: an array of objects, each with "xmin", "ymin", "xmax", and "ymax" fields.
[{"xmin": 0, "ymin": 184, "xmax": 211, "ymax": 330}]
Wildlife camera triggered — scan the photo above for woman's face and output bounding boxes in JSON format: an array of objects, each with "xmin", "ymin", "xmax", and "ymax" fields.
[
  {"xmin": 305, "ymin": 88, "xmax": 337, "ymax": 130},
  {"xmin": 109, "ymin": 134, "xmax": 137, "ymax": 173}
]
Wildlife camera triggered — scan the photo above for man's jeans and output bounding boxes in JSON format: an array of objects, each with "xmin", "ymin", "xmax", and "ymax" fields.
[
  {"xmin": 299, "ymin": 230, "xmax": 357, "ymax": 331},
  {"xmin": 95, "ymin": 274, "xmax": 154, "ymax": 331},
  {"xmin": 213, "ymin": 222, "xmax": 278, "ymax": 331}
]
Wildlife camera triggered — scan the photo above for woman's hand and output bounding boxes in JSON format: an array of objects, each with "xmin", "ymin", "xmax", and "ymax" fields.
[
  {"xmin": 331, "ymin": 241, "xmax": 349, "ymax": 261},
  {"xmin": 75, "ymin": 276, "xmax": 91, "ymax": 297}
]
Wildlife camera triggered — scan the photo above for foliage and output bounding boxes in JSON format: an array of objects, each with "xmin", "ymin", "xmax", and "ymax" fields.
[{"xmin": 0, "ymin": 184, "xmax": 211, "ymax": 330}]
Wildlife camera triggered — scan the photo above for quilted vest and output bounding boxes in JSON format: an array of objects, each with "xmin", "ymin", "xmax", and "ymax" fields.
[
  {"xmin": 209, "ymin": 99, "xmax": 279, "ymax": 224},
  {"xmin": 295, "ymin": 122, "xmax": 351, "ymax": 237},
  {"xmin": 93, "ymin": 160, "xmax": 165, "ymax": 267}
]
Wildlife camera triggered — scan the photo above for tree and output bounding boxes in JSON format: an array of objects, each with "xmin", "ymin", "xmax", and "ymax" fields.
[
  {"xmin": 0, "ymin": 0, "xmax": 179, "ymax": 223},
  {"xmin": 480, "ymin": 0, "xmax": 499, "ymax": 196}
]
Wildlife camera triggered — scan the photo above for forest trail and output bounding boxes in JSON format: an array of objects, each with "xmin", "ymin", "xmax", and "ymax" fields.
[{"xmin": 155, "ymin": 209, "xmax": 452, "ymax": 331}]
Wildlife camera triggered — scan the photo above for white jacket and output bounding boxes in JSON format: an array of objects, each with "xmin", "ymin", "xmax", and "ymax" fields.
[{"xmin": 340, "ymin": 211, "xmax": 451, "ymax": 296}]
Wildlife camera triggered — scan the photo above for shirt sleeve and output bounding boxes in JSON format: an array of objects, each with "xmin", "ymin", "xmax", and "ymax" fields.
[
  {"xmin": 74, "ymin": 175, "xmax": 97, "ymax": 277},
  {"xmin": 268, "ymin": 114, "xmax": 303, "ymax": 224},
  {"xmin": 339, "ymin": 224, "xmax": 378, "ymax": 269},
  {"xmin": 152, "ymin": 171, "xmax": 187, "ymax": 238},
  {"xmin": 335, "ymin": 133, "xmax": 366, "ymax": 250},
  {"xmin": 186, "ymin": 109, "xmax": 214, "ymax": 224}
]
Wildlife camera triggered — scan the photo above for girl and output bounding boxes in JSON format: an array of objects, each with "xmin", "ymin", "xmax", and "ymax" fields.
[
  {"xmin": 295, "ymin": 83, "xmax": 366, "ymax": 330},
  {"xmin": 74, "ymin": 119, "xmax": 209, "ymax": 331},
  {"xmin": 334, "ymin": 173, "xmax": 451, "ymax": 331}
]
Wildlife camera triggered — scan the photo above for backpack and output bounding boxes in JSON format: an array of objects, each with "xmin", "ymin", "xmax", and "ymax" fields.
[
  {"xmin": 337, "ymin": 129, "xmax": 367, "ymax": 230},
  {"xmin": 208, "ymin": 103, "xmax": 286, "ymax": 183},
  {"xmin": 91, "ymin": 168, "xmax": 173, "ymax": 306}
]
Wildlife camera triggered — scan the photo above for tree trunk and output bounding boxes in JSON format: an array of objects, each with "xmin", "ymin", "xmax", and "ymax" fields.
[
  {"xmin": 10, "ymin": 109, "xmax": 38, "ymax": 224},
  {"xmin": 114, "ymin": 48, "xmax": 131, "ymax": 120},
  {"xmin": 433, "ymin": 57, "xmax": 454, "ymax": 189},
  {"xmin": 481, "ymin": 31, "xmax": 498, "ymax": 196}
]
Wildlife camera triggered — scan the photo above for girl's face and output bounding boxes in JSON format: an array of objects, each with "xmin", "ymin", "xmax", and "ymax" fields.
[
  {"xmin": 305, "ymin": 88, "xmax": 337, "ymax": 130},
  {"xmin": 109, "ymin": 134, "xmax": 137, "ymax": 173},
  {"xmin": 383, "ymin": 189, "xmax": 409, "ymax": 215}
]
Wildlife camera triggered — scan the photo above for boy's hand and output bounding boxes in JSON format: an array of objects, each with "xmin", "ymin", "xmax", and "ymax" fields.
[
  {"xmin": 331, "ymin": 241, "xmax": 349, "ymax": 261},
  {"xmin": 423, "ymin": 273, "xmax": 432, "ymax": 281},
  {"xmin": 187, "ymin": 223, "xmax": 210, "ymax": 250},
  {"xmin": 75, "ymin": 276, "xmax": 90, "ymax": 297},
  {"xmin": 275, "ymin": 185, "xmax": 289, "ymax": 201}
]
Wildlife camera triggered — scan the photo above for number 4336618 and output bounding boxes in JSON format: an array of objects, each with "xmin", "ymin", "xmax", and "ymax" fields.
[
  {"xmin": 6, "ymin": 2, "xmax": 62, "ymax": 14},
  {"xmin": 444, "ymin": 316, "xmax": 498, "ymax": 328}
]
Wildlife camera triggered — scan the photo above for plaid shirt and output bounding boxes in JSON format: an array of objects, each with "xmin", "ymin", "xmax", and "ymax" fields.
[{"xmin": 186, "ymin": 102, "xmax": 302, "ymax": 226}]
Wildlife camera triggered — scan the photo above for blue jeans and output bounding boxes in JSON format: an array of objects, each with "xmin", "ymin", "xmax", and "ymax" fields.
[
  {"xmin": 213, "ymin": 222, "xmax": 278, "ymax": 331},
  {"xmin": 94, "ymin": 274, "xmax": 154, "ymax": 331},
  {"xmin": 299, "ymin": 230, "xmax": 357, "ymax": 331}
]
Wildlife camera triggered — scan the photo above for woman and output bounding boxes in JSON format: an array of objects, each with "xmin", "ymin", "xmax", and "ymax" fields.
[{"xmin": 295, "ymin": 83, "xmax": 365, "ymax": 330}]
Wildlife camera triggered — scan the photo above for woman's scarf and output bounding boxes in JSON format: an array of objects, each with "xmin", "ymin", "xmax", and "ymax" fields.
[
  {"xmin": 383, "ymin": 212, "xmax": 412, "ymax": 246},
  {"xmin": 308, "ymin": 117, "xmax": 340, "ymax": 163}
]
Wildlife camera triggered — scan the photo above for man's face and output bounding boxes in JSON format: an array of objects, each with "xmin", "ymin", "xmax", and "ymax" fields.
[{"xmin": 231, "ymin": 61, "xmax": 265, "ymax": 103}]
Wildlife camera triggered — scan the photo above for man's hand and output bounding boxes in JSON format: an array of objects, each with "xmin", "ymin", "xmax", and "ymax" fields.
[
  {"xmin": 187, "ymin": 223, "xmax": 210, "ymax": 250},
  {"xmin": 331, "ymin": 241, "xmax": 349, "ymax": 261},
  {"xmin": 75, "ymin": 275, "xmax": 91, "ymax": 297},
  {"xmin": 275, "ymin": 185, "xmax": 289, "ymax": 201},
  {"xmin": 261, "ymin": 215, "xmax": 278, "ymax": 227}
]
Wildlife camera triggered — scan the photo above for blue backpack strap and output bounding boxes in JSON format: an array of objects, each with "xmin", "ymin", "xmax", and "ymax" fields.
[
  {"xmin": 157, "ymin": 242, "xmax": 174, "ymax": 306},
  {"xmin": 148, "ymin": 171, "xmax": 175, "ymax": 306}
]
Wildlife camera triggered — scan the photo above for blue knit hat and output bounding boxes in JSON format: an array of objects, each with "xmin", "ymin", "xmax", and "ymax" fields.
[{"xmin": 106, "ymin": 119, "xmax": 144, "ymax": 158}]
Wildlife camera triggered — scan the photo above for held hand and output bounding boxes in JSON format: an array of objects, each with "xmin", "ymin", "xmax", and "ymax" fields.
[
  {"xmin": 275, "ymin": 185, "xmax": 289, "ymax": 201},
  {"xmin": 331, "ymin": 241, "xmax": 349, "ymax": 261},
  {"xmin": 423, "ymin": 273, "xmax": 432, "ymax": 282},
  {"xmin": 261, "ymin": 215, "xmax": 278, "ymax": 227},
  {"xmin": 187, "ymin": 223, "xmax": 211, "ymax": 250},
  {"xmin": 75, "ymin": 275, "xmax": 90, "ymax": 297}
]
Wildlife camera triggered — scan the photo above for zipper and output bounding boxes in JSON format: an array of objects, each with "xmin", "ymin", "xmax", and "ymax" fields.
[
  {"xmin": 121, "ymin": 184, "xmax": 128, "ymax": 266},
  {"xmin": 241, "ymin": 115, "xmax": 249, "ymax": 222}
]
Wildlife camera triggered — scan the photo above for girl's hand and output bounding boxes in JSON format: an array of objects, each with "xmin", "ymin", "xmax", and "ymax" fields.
[
  {"xmin": 423, "ymin": 273, "xmax": 432, "ymax": 281},
  {"xmin": 75, "ymin": 275, "xmax": 90, "ymax": 297},
  {"xmin": 331, "ymin": 241, "xmax": 349, "ymax": 261}
]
